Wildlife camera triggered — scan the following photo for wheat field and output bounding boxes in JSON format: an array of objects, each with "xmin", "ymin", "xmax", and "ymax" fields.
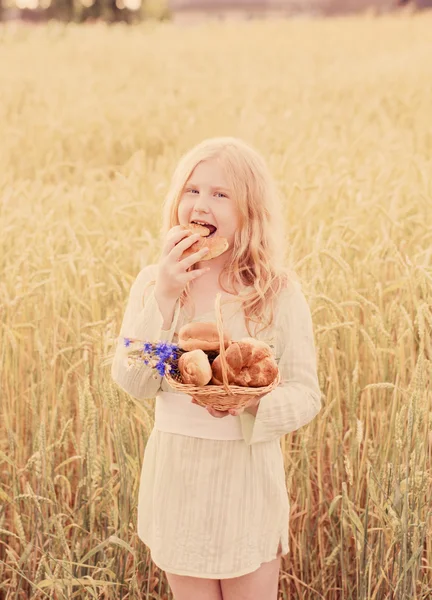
[{"xmin": 1, "ymin": 12, "xmax": 432, "ymax": 600}]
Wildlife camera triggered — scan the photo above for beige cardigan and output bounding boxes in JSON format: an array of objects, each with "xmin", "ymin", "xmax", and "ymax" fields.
[{"xmin": 111, "ymin": 264, "xmax": 322, "ymax": 445}]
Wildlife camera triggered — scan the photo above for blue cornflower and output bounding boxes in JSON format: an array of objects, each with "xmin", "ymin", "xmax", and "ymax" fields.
[
  {"xmin": 156, "ymin": 341, "xmax": 170, "ymax": 354},
  {"xmin": 124, "ymin": 337, "xmax": 180, "ymax": 377},
  {"xmin": 155, "ymin": 361, "xmax": 166, "ymax": 376},
  {"xmin": 124, "ymin": 338, "xmax": 131, "ymax": 347},
  {"xmin": 156, "ymin": 341, "xmax": 177, "ymax": 362}
]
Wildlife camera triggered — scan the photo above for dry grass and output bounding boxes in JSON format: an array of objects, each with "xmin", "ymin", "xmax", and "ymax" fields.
[{"xmin": 1, "ymin": 12, "xmax": 432, "ymax": 599}]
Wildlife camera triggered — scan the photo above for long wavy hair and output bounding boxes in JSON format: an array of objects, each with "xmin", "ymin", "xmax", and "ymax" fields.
[{"xmin": 157, "ymin": 136, "xmax": 298, "ymax": 337}]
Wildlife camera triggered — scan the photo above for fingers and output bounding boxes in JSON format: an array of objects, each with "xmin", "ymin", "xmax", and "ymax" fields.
[
  {"xmin": 191, "ymin": 398, "xmax": 231, "ymax": 418},
  {"xmin": 170, "ymin": 232, "xmax": 203, "ymax": 262},
  {"xmin": 161, "ymin": 226, "xmax": 193, "ymax": 259},
  {"xmin": 183, "ymin": 266, "xmax": 211, "ymax": 283},
  {"xmin": 180, "ymin": 245, "xmax": 210, "ymax": 270},
  {"xmin": 206, "ymin": 407, "xmax": 230, "ymax": 418},
  {"xmin": 228, "ymin": 408, "xmax": 243, "ymax": 416}
]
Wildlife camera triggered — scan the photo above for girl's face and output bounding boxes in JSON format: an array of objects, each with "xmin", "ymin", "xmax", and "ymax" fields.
[{"xmin": 177, "ymin": 158, "xmax": 240, "ymax": 254}]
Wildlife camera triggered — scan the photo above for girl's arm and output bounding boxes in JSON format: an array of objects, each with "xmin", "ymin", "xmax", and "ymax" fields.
[
  {"xmin": 111, "ymin": 265, "xmax": 181, "ymax": 401},
  {"xmin": 239, "ymin": 282, "xmax": 322, "ymax": 445}
]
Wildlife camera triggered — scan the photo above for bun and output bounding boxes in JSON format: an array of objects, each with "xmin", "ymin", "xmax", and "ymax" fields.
[
  {"xmin": 182, "ymin": 223, "xmax": 210, "ymax": 236},
  {"xmin": 178, "ymin": 349, "xmax": 212, "ymax": 386},
  {"xmin": 178, "ymin": 322, "xmax": 231, "ymax": 352},
  {"xmin": 180, "ymin": 224, "xmax": 229, "ymax": 261},
  {"xmin": 211, "ymin": 338, "xmax": 278, "ymax": 387}
]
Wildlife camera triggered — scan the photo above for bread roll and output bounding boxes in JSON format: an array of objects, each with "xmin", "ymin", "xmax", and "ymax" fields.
[
  {"xmin": 178, "ymin": 349, "xmax": 212, "ymax": 386},
  {"xmin": 182, "ymin": 223, "xmax": 211, "ymax": 236},
  {"xmin": 211, "ymin": 338, "xmax": 278, "ymax": 387},
  {"xmin": 178, "ymin": 321, "xmax": 231, "ymax": 352},
  {"xmin": 180, "ymin": 224, "xmax": 229, "ymax": 261}
]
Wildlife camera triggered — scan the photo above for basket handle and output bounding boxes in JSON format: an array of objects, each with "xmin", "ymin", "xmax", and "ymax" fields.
[{"xmin": 215, "ymin": 292, "xmax": 232, "ymax": 395}]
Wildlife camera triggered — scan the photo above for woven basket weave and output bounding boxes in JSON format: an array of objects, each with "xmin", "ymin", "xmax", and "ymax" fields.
[{"xmin": 165, "ymin": 292, "xmax": 280, "ymax": 411}]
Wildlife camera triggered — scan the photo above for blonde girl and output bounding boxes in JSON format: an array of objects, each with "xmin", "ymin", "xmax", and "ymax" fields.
[{"xmin": 111, "ymin": 136, "xmax": 322, "ymax": 600}]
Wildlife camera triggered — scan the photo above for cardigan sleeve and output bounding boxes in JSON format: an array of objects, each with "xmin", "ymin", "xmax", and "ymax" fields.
[
  {"xmin": 239, "ymin": 281, "xmax": 322, "ymax": 445},
  {"xmin": 111, "ymin": 264, "xmax": 181, "ymax": 401}
]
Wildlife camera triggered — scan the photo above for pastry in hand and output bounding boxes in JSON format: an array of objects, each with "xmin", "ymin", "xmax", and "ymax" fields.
[
  {"xmin": 178, "ymin": 321, "xmax": 231, "ymax": 352},
  {"xmin": 178, "ymin": 349, "xmax": 212, "ymax": 386},
  {"xmin": 211, "ymin": 338, "xmax": 278, "ymax": 387},
  {"xmin": 180, "ymin": 223, "xmax": 229, "ymax": 261}
]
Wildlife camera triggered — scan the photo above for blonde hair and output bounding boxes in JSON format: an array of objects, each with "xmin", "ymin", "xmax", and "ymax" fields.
[{"xmin": 158, "ymin": 136, "xmax": 298, "ymax": 337}]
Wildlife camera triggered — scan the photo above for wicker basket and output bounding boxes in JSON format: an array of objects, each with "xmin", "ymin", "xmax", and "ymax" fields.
[{"xmin": 165, "ymin": 292, "xmax": 281, "ymax": 411}]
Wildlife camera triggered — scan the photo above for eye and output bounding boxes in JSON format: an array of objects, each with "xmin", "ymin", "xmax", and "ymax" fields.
[
  {"xmin": 187, "ymin": 188, "xmax": 199, "ymax": 194},
  {"xmin": 215, "ymin": 192, "xmax": 227, "ymax": 198}
]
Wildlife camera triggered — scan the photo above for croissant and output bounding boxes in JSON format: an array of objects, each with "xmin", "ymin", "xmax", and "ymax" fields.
[
  {"xmin": 211, "ymin": 338, "xmax": 278, "ymax": 387},
  {"xmin": 178, "ymin": 349, "xmax": 212, "ymax": 386}
]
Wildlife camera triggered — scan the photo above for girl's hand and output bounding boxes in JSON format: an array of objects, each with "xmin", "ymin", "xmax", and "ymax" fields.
[
  {"xmin": 155, "ymin": 225, "xmax": 210, "ymax": 300},
  {"xmin": 207, "ymin": 406, "xmax": 231, "ymax": 418},
  {"xmin": 191, "ymin": 396, "xmax": 264, "ymax": 418},
  {"xmin": 228, "ymin": 395, "xmax": 264, "ymax": 417},
  {"xmin": 191, "ymin": 397, "xmax": 230, "ymax": 418}
]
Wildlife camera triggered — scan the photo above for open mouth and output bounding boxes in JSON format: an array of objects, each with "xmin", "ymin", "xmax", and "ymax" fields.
[{"xmin": 191, "ymin": 221, "xmax": 218, "ymax": 237}]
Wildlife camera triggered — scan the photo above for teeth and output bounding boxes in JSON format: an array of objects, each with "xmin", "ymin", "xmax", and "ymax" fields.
[{"xmin": 190, "ymin": 220, "xmax": 218, "ymax": 237}]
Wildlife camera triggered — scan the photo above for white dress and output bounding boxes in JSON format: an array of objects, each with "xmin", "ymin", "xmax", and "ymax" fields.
[{"xmin": 111, "ymin": 264, "xmax": 322, "ymax": 579}]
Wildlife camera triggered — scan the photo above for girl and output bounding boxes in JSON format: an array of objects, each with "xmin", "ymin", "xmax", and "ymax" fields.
[{"xmin": 111, "ymin": 137, "xmax": 322, "ymax": 600}]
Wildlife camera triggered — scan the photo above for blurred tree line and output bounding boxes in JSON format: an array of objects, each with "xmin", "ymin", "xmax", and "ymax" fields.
[
  {"xmin": 0, "ymin": 0, "xmax": 170, "ymax": 22},
  {"xmin": 1, "ymin": 0, "xmax": 431, "ymax": 24}
]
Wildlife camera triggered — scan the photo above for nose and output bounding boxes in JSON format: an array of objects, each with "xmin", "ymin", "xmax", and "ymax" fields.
[{"xmin": 193, "ymin": 192, "xmax": 211, "ymax": 213}]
